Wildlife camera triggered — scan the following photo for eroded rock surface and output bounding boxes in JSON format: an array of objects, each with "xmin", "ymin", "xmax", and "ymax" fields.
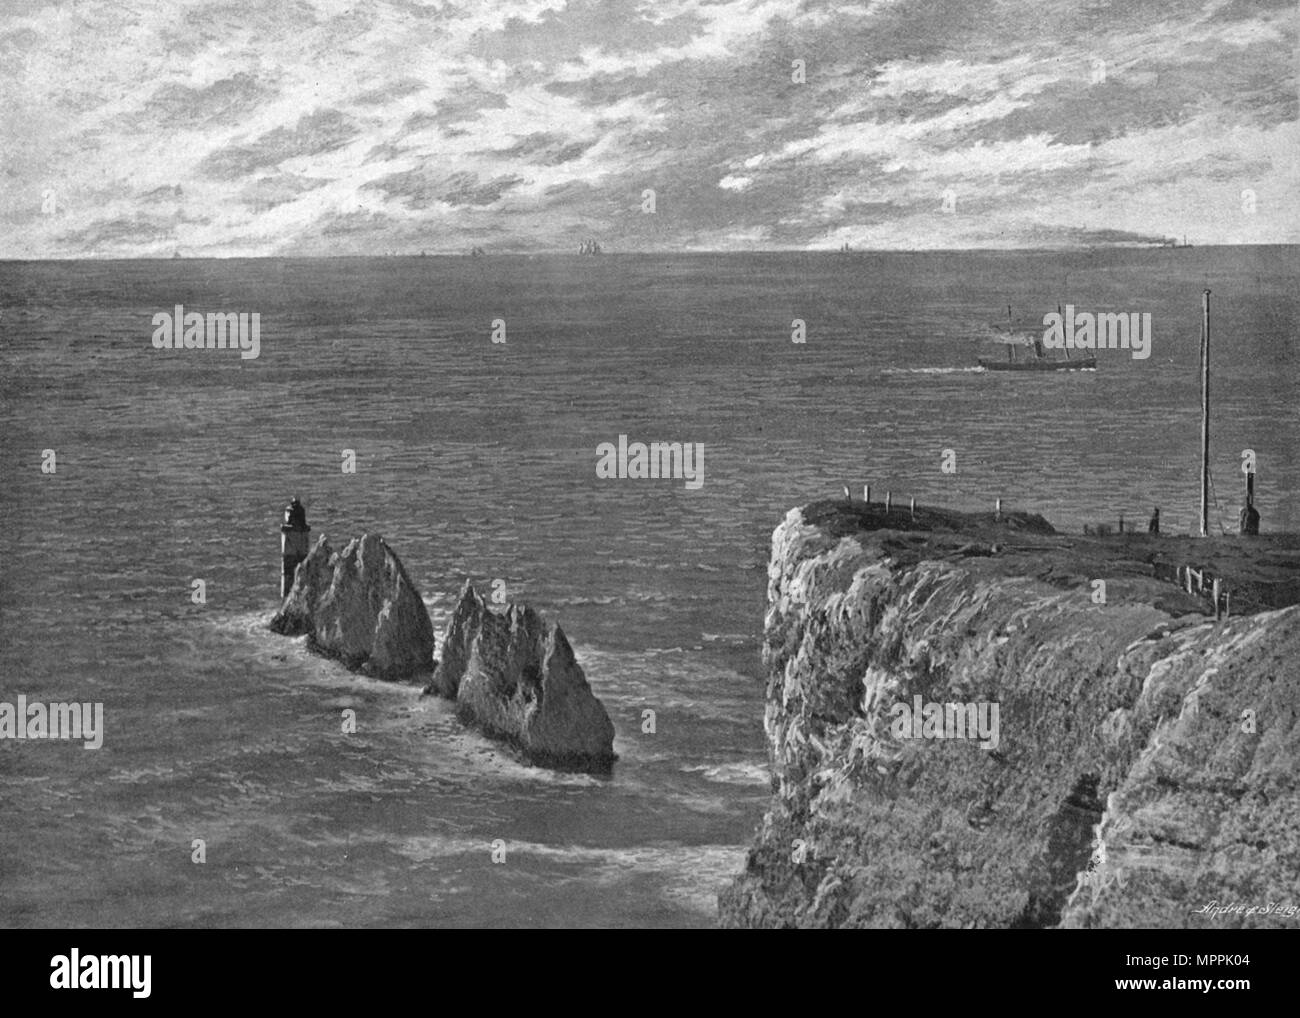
[
  {"xmin": 718, "ymin": 500, "xmax": 1300, "ymax": 928},
  {"xmin": 270, "ymin": 533, "xmax": 435, "ymax": 680},
  {"xmin": 425, "ymin": 582, "xmax": 616, "ymax": 772}
]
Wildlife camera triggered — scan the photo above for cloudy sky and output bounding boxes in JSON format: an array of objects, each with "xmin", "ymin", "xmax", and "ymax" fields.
[{"xmin": 1, "ymin": 0, "xmax": 1295, "ymax": 256}]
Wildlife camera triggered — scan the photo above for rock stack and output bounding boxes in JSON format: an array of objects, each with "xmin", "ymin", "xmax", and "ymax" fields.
[
  {"xmin": 270, "ymin": 533, "xmax": 436, "ymax": 680},
  {"xmin": 425, "ymin": 582, "xmax": 616, "ymax": 772},
  {"xmin": 270, "ymin": 537, "xmax": 616, "ymax": 772}
]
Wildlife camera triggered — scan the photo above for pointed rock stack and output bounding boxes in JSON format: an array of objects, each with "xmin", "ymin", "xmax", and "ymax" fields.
[
  {"xmin": 270, "ymin": 539, "xmax": 616, "ymax": 771},
  {"xmin": 425, "ymin": 582, "xmax": 616, "ymax": 772},
  {"xmin": 270, "ymin": 533, "xmax": 436, "ymax": 680}
]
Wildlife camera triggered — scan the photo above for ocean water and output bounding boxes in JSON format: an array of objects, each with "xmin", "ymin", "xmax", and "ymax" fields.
[{"xmin": 1, "ymin": 248, "xmax": 1296, "ymax": 928}]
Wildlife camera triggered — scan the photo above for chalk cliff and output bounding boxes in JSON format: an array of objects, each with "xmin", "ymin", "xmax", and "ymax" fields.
[
  {"xmin": 718, "ymin": 500, "xmax": 1300, "ymax": 928},
  {"xmin": 270, "ymin": 533, "xmax": 436, "ymax": 680},
  {"xmin": 425, "ymin": 582, "xmax": 616, "ymax": 772}
]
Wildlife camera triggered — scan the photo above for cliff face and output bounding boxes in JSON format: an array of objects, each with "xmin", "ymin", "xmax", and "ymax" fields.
[{"xmin": 718, "ymin": 501, "xmax": 1300, "ymax": 928}]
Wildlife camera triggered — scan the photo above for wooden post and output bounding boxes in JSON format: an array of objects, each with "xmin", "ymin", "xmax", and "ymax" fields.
[
  {"xmin": 1200, "ymin": 289, "xmax": 1211, "ymax": 537},
  {"xmin": 1212, "ymin": 578, "xmax": 1222, "ymax": 620},
  {"xmin": 910, "ymin": 496, "xmax": 916, "ymax": 520},
  {"xmin": 1241, "ymin": 469, "xmax": 1260, "ymax": 535},
  {"xmin": 864, "ymin": 484, "xmax": 870, "ymax": 504},
  {"xmin": 995, "ymin": 498, "xmax": 1002, "ymax": 522},
  {"xmin": 885, "ymin": 491, "xmax": 892, "ymax": 512}
]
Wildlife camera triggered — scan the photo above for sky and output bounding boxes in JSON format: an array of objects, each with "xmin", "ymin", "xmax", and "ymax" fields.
[{"xmin": 1, "ymin": 0, "xmax": 1296, "ymax": 256}]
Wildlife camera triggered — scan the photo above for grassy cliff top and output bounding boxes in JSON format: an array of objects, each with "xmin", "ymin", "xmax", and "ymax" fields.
[{"xmin": 799, "ymin": 498, "xmax": 1300, "ymax": 617}]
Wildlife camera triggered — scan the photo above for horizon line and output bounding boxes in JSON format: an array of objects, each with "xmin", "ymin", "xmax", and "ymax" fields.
[{"xmin": 2, "ymin": 241, "xmax": 1296, "ymax": 262}]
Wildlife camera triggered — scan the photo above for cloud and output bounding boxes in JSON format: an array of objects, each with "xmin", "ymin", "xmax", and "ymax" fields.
[
  {"xmin": 198, "ymin": 109, "xmax": 361, "ymax": 179},
  {"xmin": 132, "ymin": 72, "xmax": 276, "ymax": 129},
  {"xmin": 0, "ymin": 0, "xmax": 1294, "ymax": 256},
  {"xmin": 239, "ymin": 173, "xmax": 330, "ymax": 213},
  {"xmin": 364, "ymin": 167, "xmax": 525, "ymax": 208},
  {"xmin": 492, "ymin": 132, "xmax": 596, "ymax": 164}
]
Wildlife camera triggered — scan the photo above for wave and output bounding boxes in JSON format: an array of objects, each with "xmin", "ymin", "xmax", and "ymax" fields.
[
  {"xmin": 388, "ymin": 834, "xmax": 747, "ymax": 916},
  {"xmin": 701, "ymin": 631, "xmax": 753, "ymax": 644},
  {"xmin": 879, "ymin": 366, "xmax": 987, "ymax": 375},
  {"xmin": 681, "ymin": 761, "xmax": 770, "ymax": 785}
]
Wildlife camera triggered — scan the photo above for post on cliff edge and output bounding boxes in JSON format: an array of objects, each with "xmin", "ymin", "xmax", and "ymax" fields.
[
  {"xmin": 1240, "ymin": 463, "xmax": 1260, "ymax": 535},
  {"xmin": 280, "ymin": 497, "xmax": 311, "ymax": 598}
]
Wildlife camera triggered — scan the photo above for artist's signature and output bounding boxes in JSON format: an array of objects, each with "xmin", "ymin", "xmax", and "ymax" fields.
[{"xmin": 1192, "ymin": 899, "xmax": 1299, "ymax": 919}]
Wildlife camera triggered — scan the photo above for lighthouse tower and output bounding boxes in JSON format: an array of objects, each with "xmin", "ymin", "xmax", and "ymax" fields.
[{"xmin": 280, "ymin": 497, "xmax": 311, "ymax": 598}]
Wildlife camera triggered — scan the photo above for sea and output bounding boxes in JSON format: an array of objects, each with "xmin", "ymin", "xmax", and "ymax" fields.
[{"xmin": 1, "ymin": 247, "xmax": 1296, "ymax": 928}]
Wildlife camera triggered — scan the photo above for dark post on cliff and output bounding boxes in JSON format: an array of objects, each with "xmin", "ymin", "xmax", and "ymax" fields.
[
  {"xmin": 280, "ymin": 497, "xmax": 311, "ymax": 598},
  {"xmin": 1241, "ymin": 465, "xmax": 1261, "ymax": 535}
]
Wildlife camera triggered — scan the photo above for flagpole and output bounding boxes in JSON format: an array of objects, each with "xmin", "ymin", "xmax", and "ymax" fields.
[{"xmin": 1200, "ymin": 289, "xmax": 1211, "ymax": 537}]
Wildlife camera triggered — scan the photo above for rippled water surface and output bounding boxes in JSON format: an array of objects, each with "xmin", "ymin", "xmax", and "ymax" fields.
[{"xmin": 1, "ymin": 249, "xmax": 1296, "ymax": 926}]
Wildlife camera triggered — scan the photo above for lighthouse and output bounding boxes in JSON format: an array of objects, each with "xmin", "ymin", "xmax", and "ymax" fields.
[{"xmin": 280, "ymin": 497, "xmax": 311, "ymax": 598}]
